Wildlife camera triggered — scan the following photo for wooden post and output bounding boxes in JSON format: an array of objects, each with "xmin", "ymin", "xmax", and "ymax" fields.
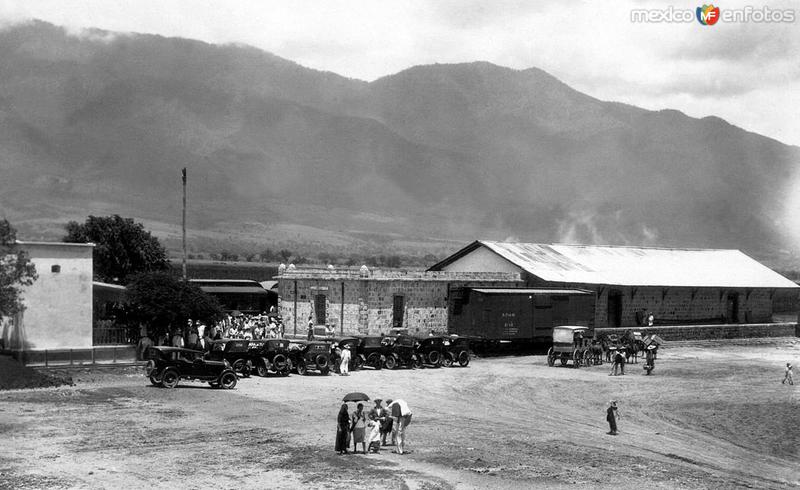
[{"xmin": 181, "ymin": 167, "xmax": 187, "ymax": 281}]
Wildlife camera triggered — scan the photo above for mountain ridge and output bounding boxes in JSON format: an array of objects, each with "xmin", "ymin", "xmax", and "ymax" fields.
[{"xmin": 1, "ymin": 20, "xmax": 798, "ymax": 267}]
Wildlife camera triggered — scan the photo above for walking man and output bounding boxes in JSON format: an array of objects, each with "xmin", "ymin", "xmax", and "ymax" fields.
[
  {"xmin": 783, "ymin": 362, "xmax": 794, "ymax": 385},
  {"xmin": 606, "ymin": 400, "xmax": 619, "ymax": 435},
  {"xmin": 339, "ymin": 344, "xmax": 351, "ymax": 376}
]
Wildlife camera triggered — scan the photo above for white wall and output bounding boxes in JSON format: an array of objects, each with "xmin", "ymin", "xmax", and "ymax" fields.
[
  {"xmin": 440, "ymin": 246, "xmax": 524, "ymax": 274},
  {"xmin": 2, "ymin": 242, "xmax": 94, "ymax": 350}
]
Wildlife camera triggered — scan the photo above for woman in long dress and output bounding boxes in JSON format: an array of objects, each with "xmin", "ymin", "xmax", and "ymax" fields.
[
  {"xmin": 335, "ymin": 404, "xmax": 350, "ymax": 454},
  {"xmin": 350, "ymin": 403, "xmax": 367, "ymax": 454}
]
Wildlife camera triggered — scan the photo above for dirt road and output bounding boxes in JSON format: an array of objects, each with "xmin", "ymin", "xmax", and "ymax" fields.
[{"xmin": 1, "ymin": 339, "xmax": 798, "ymax": 489}]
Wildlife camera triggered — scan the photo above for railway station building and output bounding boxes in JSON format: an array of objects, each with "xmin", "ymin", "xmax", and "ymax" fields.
[
  {"xmin": 428, "ymin": 241, "xmax": 800, "ymax": 329},
  {"xmin": 276, "ymin": 267, "xmax": 521, "ymax": 337}
]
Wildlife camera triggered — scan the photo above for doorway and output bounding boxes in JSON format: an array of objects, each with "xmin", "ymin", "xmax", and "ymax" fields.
[
  {"xmin": 726, "ymin": 293, "xmax": 739, "ymax": 323},
  {"xmin": 607, "ymin": 290, "xmax": 622, "ymax": 328}
]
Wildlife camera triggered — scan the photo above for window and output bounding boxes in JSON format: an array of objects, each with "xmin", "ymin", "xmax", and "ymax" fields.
[
  {"xmin": 51, "ymin": 265, "xmax": 61, "ymax": 273},
  {"xmin": 314, "ymin": 294, "xmax": 327, "ymax": 324},
  {"xmin": 392, "ymin": 295, "xmax": 404, "ymax": 328}
]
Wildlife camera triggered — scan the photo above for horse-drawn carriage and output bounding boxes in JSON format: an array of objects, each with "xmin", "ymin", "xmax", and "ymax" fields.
[{"xmin": 547, "ymin": 326, "xmax": 595, "ymax": 368}]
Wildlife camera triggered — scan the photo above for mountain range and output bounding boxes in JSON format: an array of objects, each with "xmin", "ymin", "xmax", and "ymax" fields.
[{"xmin": 1, "ymin": 21, "xmax": 799, "ymax": 266}]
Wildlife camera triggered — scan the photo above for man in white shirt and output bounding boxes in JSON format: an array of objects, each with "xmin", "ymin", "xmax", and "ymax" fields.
[
  {"xmin": 340, "ymin": 345, "xmax": 351, "ymax": 376},
  {"xmin": 387, "ymin": 399, "xmax": 413, "ymax": 454}
]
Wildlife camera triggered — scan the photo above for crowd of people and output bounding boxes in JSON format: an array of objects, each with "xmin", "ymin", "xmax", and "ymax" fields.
[
  {"xmin": 137, "ymin": 307, "xmax": 285, "ymax": 357},
  {"xmin": 336, "ymin": 399, "xmax": 413, "ymax": 455}
]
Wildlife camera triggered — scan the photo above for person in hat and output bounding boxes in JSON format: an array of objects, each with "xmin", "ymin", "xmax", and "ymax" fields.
[
  {"xmin": 350, "ymin": 402, "xmax": 367, "ymax": 454},
  {"xmin": 606, "ymin": 401, "xmax": 619, "ymax": 435},
  {"xmin": 644, "ymin": 345, "xmax": 656, "ymax": 375},
  {"xmin": 380, "ymin": 399, "xmax": 394, "ymax": 446},
  {"xmin": 387, "ymin": 399, "xmax": 413, "ymax": 454},
  {"xmin": 340, "ymin": 344, "xmax": 352, "ymax": 376},
  {"xmin": 783, "ymin": 362, "xmax": 794, "ymax": 385},
  {"xmin": 366, "ymin": 401, "xmax": 383, "ymax": 453}
]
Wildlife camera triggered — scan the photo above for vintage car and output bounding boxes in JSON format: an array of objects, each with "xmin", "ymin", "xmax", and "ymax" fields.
[
  {"xmin": 445, "ymin": 336, "xmax": 472, "ymax": 367},
  {"xmin": 206, "ymin": 339, "xmax": 254, "ymax": 377},
  {"xmin": 356, "ymin": 336, "xmax": 390, "ymax": 370},
  {"xmin": 547, "ymin": 325, "xmax": 593, "ymax": 368},
  {"xmin": 382, "ymin": 334, "xmax": 422, "ymax": 369},
  {"xmin": 416, "ymin": 336, "xmax": 450, "ymax": 367},
  {"xmin": 327, "ymin": 337, "xmax": 364, "ymax": 372},
  {"xmin": 247, "ymin": 338, "xmax": 292, "ymax": 377},
  {"xmin": 145, "ymin": 346, "xmax": 237, "ymax": 389},
  {"xmin": 287, "ymin": 340, "xmax": 331, "ymax": 375}
]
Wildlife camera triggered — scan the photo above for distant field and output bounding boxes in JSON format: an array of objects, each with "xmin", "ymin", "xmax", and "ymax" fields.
[{"xmin": 169, "ymin": 260, "xmax": 278, "ymax": 281}]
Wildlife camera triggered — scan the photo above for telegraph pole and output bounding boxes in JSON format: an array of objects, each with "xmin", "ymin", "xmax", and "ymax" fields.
[{"xmin": 181, "ymin": 167, "xmax": 187, "ymax": 281}]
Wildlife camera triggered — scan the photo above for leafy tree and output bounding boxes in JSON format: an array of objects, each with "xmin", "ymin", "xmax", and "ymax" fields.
[
  {"xmin": 63, "ymin": 215, "xmax": 168, "ymax": 283},
  {"xmin": 0, "ymin": 220, "xmax": 38, "ymax": 316},
  {"xmin": 278, "ymin": 249, "xmax": 292, "ymax": 262},
  {"xmin": 126, "ymin": 272, "xmax": 223, "ymax": 340}
]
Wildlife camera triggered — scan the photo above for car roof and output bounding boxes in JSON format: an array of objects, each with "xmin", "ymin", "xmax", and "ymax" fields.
[
  {"xmin": 553, "ymin": 325, "xmax": 590, "ymax": 331},
  {"xmin": 151, "ymin": 346, "xmax": 204, "ymax": 354}
]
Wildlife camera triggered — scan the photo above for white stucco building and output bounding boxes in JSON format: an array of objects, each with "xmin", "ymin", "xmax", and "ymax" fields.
[{"xmin": 1, "ymin": 241, "xmax": 94, "ymax": 351}]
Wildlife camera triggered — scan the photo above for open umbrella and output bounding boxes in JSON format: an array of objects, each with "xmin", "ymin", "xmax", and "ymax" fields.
[{"xmin": 342, "ymin": 392, "xmax": 370, "ymax": 402}]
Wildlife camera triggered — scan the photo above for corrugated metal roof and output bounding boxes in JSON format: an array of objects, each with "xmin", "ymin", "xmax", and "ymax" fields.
[
  {"xmin": 198, "ymin": 285, "xmax": 271, "ymax": 295},
  {"xmin": 471, "ymin": 288, "xmax": 593, "ymax": 295},
  {"xmin": 479, "ymin": 241, "xmax": 799, "ymax": 289}
]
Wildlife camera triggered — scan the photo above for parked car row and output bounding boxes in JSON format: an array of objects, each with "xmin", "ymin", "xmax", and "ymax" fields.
[{"xmin": 144, "ymin": 334, "xmax": 476, "ymax": 389}]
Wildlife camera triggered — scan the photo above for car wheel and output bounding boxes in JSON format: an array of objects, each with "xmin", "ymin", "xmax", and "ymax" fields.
[
  {"xmin": 442, "ymin": 353, "xmax": 454, "ymax": 368},
  {"xmin": 367, "ymin": 353, "xmax": 381, "ymax": 369},
  {"xmin": 219, "ymin": 371, "xmax": 237, "ymax": 389},
  {"xmin": 547, "ymin": 347, "xmax": 555, "ymax": 367},
  {"xmin": 256, "ymin": 363, "xmax": 268, "ymax": 377},
  {"xmin": 315, "ymin": 354, "xmax": 329, "ymax": 372},
  {"xmin": 232, "ymin": 359, "xmax": 249, "ymax": 377},
  {"xmin": 458, "ymin": 351, "xmax": 470, "ymax": 367},
  {"xmin": 161, "ymin": 368, "xmax": 179, "ymax": 389},
  {"xmin": 149, "ymin": 373, "xmax": 162, "ymax": 386},
  {"xmin": 384, "ymin": 354, "xmax": 397, "ymax": 370},
  {"xmin": 353, "ymin": 356, "xmax": 364, "ymax": 371},
  {"xmin": 297, "ymin": 360, "xmax": 308, "ymax": 375},
  {"xmin": 427, "ymin": 350, "xmax": 440, "ymax": 366}
]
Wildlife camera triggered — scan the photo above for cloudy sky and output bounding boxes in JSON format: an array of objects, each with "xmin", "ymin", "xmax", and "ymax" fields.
[{"xmin": 1, "ymin": 0, "xmax": 799, "ymax": 146}]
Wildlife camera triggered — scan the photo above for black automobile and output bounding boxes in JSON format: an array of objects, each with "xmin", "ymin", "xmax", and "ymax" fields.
[
  {"xmin": 249, "ymin": 338, "xmax": 292, "ymax": 377},
  {"xmin": 327, "ymin": 337, "xmax": 363, "ymax": 373},
  {"xmin": 356, "ymin": 336, "xmax": 390, "ymax": 370},
  {"xmin": 444, "ymin": 336, "xmax": 471, "ymax": 367},
  {"xmin": 206, "ymin": 339, "xmax": 254, "ymax": 377},
  {"xmin": 145, "ymin": 346, "xmax": 237, "ymax": 389},
  {"xmin": 287, "ymin": 340, "xmax": 331, "ymax": 375},
  {"xmin": 382, "ymin": 334, "xmax": 422, "ymax": 369},
  {"xmin": 416, "ymin": 336, "xmax": 450, "ymax": 367}
]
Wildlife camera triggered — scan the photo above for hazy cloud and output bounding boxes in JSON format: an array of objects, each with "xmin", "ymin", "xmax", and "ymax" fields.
[{"xmin": 0, "ymin": 0, "xmax": 797, "ymax": 145}]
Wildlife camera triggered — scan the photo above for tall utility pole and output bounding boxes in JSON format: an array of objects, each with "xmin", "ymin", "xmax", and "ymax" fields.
[{"xmin": 181, "ymin": 167, "xmax": 187, "ymax": 281}]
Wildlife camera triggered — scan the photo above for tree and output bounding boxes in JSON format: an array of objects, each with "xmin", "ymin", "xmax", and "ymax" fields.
[
  {"xmin": 63, "ymin": 215, "xmax": 168, "ymax": 283},
  {"xmin": 126, "ymin": 272, "xmax": 223, "ymax": 340},
  {"xmin": 0, "ymin": 220, "xmax": 38, "ymax": 317}
]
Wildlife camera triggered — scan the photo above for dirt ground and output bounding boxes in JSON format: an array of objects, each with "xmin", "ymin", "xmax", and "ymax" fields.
[{"xmin": 0, "ymin": 339, "xmax": 798, "ymax": 489}]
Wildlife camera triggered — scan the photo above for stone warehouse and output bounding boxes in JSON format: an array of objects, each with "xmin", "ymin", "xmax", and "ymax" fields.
[
  {"xmin": 429, "ymin": 241, "xmax": 800, "ymax": 329},
  {"xmin": 276, "ymin": 267, "xmax": 521, "ymax": 337}
]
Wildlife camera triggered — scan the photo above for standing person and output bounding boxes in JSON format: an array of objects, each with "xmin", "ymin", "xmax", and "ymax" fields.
[
  {"xmin": 606, "ymin": 400, "xmax": 619, "ymax": 435},
  {"xmin": 644, "ymin": 346, "xmax": 656, "ymax": 375},
  {"xmin": 307, "ymin": 315, "xmax": 314, "ymax": 340},
  {"xmin": 611, "ymin": 349, "xmax": 625, "ymax": 375},
  {"xmin": 335, "ymin": 404, "xmax": 350, "ymax": 455},
  {"xmin": 350, "ymin": 403, "xmax": 367, "ymax": 454},
  {"xmin": 647, "ymin": 312, "xmax": 655, "ymax": 327},
  {"xmin": 783, "ymin": 362, "xmax": 794, "ymax": 385},
  {"xmin": 608, "ymin": 349, "xmax": 618, "ymax": 376},
  {"xmin": 366, "ymin": 409, "xmax": 382, "ymax": 453},
  {"xmin": 340, "ymin": 345, "xmax": 352, "ymax": 376},
  {"xmin": 380, "ymin": 399, "xmax": 394, "ymax": 446},
  {"xmin": 388, "ymin": 399, "xmax": 413, "ymax": 454}
]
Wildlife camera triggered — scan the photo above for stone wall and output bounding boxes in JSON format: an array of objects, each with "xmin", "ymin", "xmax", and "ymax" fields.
[
  {"xmin": 536, "ymin": 282, "xmax": 776, "ymax": 328},
  {"xmin": 597, "ymin": 323, "xmax": 796, "ymax": 341},
  {"xmin": 277, "ymin": 269, "xmax": 521, "ymax": 337}
]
